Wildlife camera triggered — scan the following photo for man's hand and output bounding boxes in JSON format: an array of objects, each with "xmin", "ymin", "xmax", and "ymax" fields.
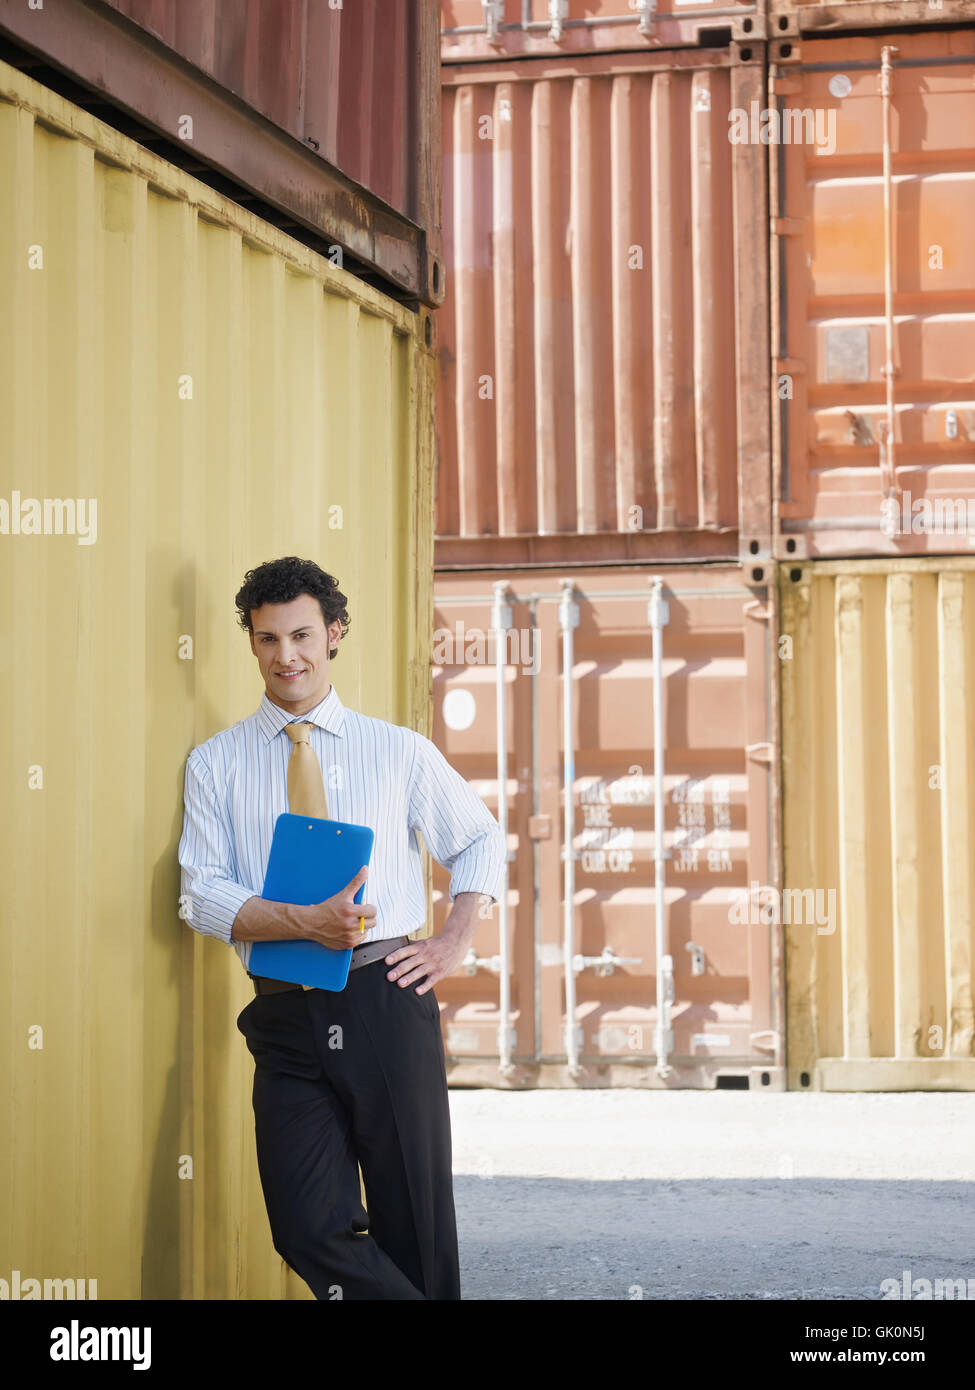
[
  {"xmin": 385, "ymin": 892, "xmax": 492, "ymax": 994},
  {"xmin": 303, "ymin": 865, "xmax": 378, "ymax": 950}
]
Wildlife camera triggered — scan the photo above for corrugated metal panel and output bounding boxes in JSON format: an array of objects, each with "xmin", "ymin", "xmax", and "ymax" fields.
[
  {"xmin": 430, "ymin": 564, "xmax": 783, "ymax": 1088},
  {"xmin": 102, "ymin": 0, "xmax": 430, "ymax": 226},
  {"xmin": 782, "ymin": 559, "xmax": 975, "ymax": 1090},
  {"xmin": 441, "ymin": 0, "xmax": 761, "ymax": 61},
  {"xmin": 0, "ymin": 58, "xmax": 435, "ymax": 1297},
  {"xmin": 436, "ymin": 48, "xmax": 771, "ymax": 568},
  {"xmin": 772, "ymin": 31, "xmax": 975, "ymax": 558}
]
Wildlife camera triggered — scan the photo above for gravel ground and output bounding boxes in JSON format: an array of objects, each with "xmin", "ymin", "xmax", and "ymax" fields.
[{"xmin": 448, "ymin": 1090, "xmax": 975, "ymax": 1301}]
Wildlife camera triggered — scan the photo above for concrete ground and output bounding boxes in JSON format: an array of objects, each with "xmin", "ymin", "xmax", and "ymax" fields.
[{"xmin": 448, "ymin": 1090, "xmax": 975, "ymax": 1301}]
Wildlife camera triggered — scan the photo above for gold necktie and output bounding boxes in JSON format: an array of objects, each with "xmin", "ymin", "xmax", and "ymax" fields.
[{"xmin": 284, "ymin": 722, "xmax": 329, "ymax": 818}]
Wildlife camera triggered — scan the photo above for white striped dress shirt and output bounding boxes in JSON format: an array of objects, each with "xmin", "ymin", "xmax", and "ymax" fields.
[{"xmin": 177, "ymin": 682, "xmax": 506, "ymax": 975}]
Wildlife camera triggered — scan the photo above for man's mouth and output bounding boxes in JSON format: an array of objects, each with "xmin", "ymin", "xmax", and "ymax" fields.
[{"xmin": 277, "ymin": 670, "xmax": 306, "ymax": 680}]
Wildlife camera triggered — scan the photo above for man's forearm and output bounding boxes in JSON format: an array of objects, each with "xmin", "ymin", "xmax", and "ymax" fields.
[
  {"xmin": 441, "ymin": 891, "xmax": 490, "ymax": 943},
  {"xmin": 230, "ymin": 894, "xmax": 311, "ymax": 943},
  {"xmin": 231, "ymin": 889, "xmax": 491, "ymax": 946}
]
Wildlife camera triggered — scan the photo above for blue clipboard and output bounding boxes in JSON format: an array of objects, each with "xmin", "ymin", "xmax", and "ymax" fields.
[{"xmin": 249, "ymin": 812, "xmax": 375, "ymax": 991}]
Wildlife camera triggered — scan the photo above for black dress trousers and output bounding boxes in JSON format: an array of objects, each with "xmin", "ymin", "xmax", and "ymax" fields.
[{"xmin": 236, "ymin": 954, "xmax": 461, "ymax": 1300}]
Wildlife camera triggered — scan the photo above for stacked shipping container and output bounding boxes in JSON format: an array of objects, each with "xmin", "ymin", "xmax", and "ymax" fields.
[
  {"xmin": 434, "ymin": 4, "xmax": 975, "ymax": 1088},
  {"xmin": 432, "ymin": 566, "xmax": 782, "ymax": 1087},
  {"xmin": 782, "ymin": 560, "xmax": 975, "ymax": 1090},
  {"xmin": 771, "ymin": 29, "xmax": 975, "ymax": 557},
  {"xmin": 770, "ymin": 24, "xmax": 975, "ymax": 1089},
  {"xmin": 437, "ymin": 45, "xmax": 771, "ymax": 566}
]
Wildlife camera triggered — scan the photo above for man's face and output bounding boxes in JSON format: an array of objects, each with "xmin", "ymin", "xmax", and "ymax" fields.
[{"xmin": 248, "ymin": 593, "xmax": 342, "ymax": 714}]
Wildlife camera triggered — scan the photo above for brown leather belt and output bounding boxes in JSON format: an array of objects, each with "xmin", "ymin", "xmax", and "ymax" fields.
[{"xmin": 249, "ymin": 935, "xmax": 411, "ymax": 996}]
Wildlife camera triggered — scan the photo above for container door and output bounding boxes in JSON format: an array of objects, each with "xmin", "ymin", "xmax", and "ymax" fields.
[
  {"xmin": 538, "ymin": 573, "xmax": 781, "ymax": 1087},
  {"xmin": 433, "ymin": 567, "xmax": 781, "ymax": 1088}
]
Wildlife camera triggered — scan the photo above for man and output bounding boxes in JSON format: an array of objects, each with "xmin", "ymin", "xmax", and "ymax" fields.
[{"xmin": 177, "ymin": 556, "xmax": 506, "ymax": 1300}]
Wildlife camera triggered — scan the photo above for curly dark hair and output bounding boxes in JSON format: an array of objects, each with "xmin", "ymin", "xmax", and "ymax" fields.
[{"xmin": 235, "ymin": 557, "xmax": 351, "ymax": 659}]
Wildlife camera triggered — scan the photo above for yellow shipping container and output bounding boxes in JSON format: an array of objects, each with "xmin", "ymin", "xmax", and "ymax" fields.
[
  {"xmin": 0, "ymin": 59, "xmax": 436, "ymax": 1297},
  {"xmin": 782, "ymin": 559, "xmax": 975, "ymax": 1091}
]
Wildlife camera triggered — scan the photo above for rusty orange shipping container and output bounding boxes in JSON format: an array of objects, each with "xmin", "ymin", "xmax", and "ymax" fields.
[
  {"xmin": 0, "ymin": 0, "xmax": 443, "ymax": 304},
  {"xmin": 771, "ymin": 29, "xmax": 975, "ymax": 558},
  {"xmin": 437, "ymin": 45, "xmax": 771, "ymax": 567},
  {"xmin": 430, "ymin": 564, "xmax": 783, "ymax": 1089},
  {"xmin": 442, "ymin": 0, "xmax": 763, "ymax": 62}
]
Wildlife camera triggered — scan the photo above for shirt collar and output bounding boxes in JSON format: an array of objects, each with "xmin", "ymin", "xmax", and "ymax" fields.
[{"xmin": 256, "ymin": 683, "xmax": 346, "ymax": 745}]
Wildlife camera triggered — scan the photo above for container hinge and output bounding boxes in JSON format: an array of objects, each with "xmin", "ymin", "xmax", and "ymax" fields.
[
  {"xmin": 647, "ymin": 592, "xmax": 671, "ymax": 629},
  {"xmin": 482, "ymin": 0, "xmax": 505, "ymax": 46},
  {"xmin": 491, "ymin": 602, "xmax": 513, "ymax": 632},
  {"xmin": 558, "ymin": 585, "xmax": 580, "ymax": 630},
  {"xmin": 548, "ymin": 0, "xmax": 569, "ymax": 43},
  {"xmin": 746, "ymin": 741, "xmax": 774, "ymax": 765},
  {"xmin": 774, "ymin": 357, "xmax": 805, "ymax": 376},
  {"xmin": 744, "ymin": 598, "xmax": 771, "ymax": 622},
  {"xmin": 636, "ymin": 0, "xmax": 656, "ymax": 36},
  {"xmin": 771, "ymin": 217, "xmax": 804, "ymax": 237}
]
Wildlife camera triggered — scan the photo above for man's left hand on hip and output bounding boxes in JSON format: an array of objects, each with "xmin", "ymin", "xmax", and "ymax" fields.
[{"xmin": 384, "ymin": 892, "xmax": 492, "ymax": 993}]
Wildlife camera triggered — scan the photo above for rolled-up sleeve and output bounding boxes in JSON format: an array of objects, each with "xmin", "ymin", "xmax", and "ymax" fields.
[
  {"xmin": 178, "ymin": 748, "xmax": 256, "ymax": 943},
  {"xmin": 407, "ymin": 732, "xmax": 507, "ymax": 903}
]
